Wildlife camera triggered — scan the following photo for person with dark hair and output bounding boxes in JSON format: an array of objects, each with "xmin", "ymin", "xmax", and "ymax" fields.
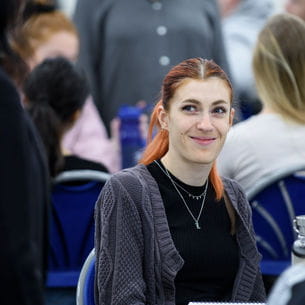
[
  {"xmin": 24, "ymin": 56, "xmax": 109, "ymax": 177},
  {"xmin": 95, "ymin": 57, "xmax": 265, "ymax": 305},
  {"xmin": 12, "ymin": 0, "xmax": 121, "ymax": 173},
  {"xmin": 0, "ymin": 0, "xmax": 49, "ymax": 304}
]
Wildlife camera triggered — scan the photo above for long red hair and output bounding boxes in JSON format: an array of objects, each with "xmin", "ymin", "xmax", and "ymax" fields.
[{"xmin": 139, "ymin": 58, "xmax": 233, "ymax": 200}]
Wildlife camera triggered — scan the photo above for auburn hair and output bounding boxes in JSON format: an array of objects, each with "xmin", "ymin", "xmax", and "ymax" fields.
[
  {"xmin": 12, "ymin": 1, "xmax": 78, "ymax": 61},
  {"xmin": 139, "ymin": 58, "xmax": 233, "ymax": 200}
]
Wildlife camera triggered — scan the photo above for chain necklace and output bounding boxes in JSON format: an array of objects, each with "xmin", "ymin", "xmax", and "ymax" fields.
[
  {"xmin": 154, "ymin": 160, "xmax": 209, "ymax": 229},
  {"xmin": 154, "ymin": 160, "xmax": 207, "ymax": 200}
]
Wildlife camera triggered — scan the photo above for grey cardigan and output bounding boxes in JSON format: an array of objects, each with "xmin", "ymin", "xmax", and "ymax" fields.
[{"xmin": 95, "ymin": 164, "xmax": 266, "ymax": 305}]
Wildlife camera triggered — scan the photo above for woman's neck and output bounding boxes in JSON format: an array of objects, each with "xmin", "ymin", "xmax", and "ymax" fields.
[{"xmin": 161, "ymin": 154, "xmax": 211, "ymax": 186}]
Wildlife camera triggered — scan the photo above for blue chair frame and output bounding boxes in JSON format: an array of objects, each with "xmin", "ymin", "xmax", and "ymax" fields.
[
  {"xmin": 46, "ymin": 170, "xmax": 110, "ymax": 287},
  {"xmin": 247, "ymin": 166, "xmax": 305, "ymax": 275},
  {"xmin": 76, "ymin": 248, "xmax": 95, "ymax": 305}
]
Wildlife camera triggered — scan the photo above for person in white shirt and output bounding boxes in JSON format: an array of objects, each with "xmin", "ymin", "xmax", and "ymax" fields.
[{"xmin": 217, "ymin": 13, "xmax": 305, "ymax": 196}]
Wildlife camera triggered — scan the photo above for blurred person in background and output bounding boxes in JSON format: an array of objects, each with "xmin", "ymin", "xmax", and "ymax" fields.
[
  {"xmin": 24, "ymin": 57, "xmax": 109, "ymax": 177},
  {"xmin": 73, "ymin": 0, "xmax": 232, "ymax": 136},
  {"xmin": 286, "ymin": 0, "xmax": 305, "ymax": 20},
  {"xmin": 217, "ymin": 0, "xmax": 274, "ymax": 119},
  {"xmin": 0, "ymin": 0, "xmax": 49, "ymax": 304},
  {"xmin": 217, "ymin": 13, "xmax": 305, "ymax": 196},
  {"xmin": 13, "ymin": 0, "xmax": 121, "ymax": 173}
]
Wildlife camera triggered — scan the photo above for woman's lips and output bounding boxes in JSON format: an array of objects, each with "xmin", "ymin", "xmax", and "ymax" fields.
[{"xmin": 191, "ymin": 136, "xmax": 216, "ymax": 146}]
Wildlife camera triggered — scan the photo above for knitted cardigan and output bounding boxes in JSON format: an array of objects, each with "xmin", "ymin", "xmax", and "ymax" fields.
[{"xmin": 94, "ymin": 164, "xmax": 266, "ymax": 305}]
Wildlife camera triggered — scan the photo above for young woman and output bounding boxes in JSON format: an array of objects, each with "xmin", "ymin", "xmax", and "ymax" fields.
[
  {"xmin": 95, "ymin": 58, "xmax": 265, "ymax": 305},
  {"xmin": 217, "ymin": 13, "xmax": 305, "ymax": 196}
]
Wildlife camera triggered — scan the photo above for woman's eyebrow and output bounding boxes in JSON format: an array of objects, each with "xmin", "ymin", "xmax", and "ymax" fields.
[
  {"xmin": 212, "ymin": 100, "xmax": 230, "ymax": 105},
  {"xmin": 181, "ymin": 99, "xmax": 200, "ymax": 104},
  {"xmin": 181, "ymin": 99, "xmax": 229, "ymax": 105}
]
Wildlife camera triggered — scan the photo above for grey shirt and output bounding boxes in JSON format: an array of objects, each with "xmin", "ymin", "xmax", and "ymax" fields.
[
  {"xmin": 218, "ymin": 113, "xmax": 305, "ymax": 196},
  {"xmin": 95, "ymin": 164, "xmax": 266, "ymax": 304},
  {"xmin": 74, "ymin": 0, "xmax": 230, "ymax": 134}
]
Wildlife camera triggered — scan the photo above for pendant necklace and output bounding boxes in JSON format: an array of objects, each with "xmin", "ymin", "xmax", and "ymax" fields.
[
  {"xmin": 154, "ymin": 160, "xmax": 207, "ymax": 200},
  {"xmin": 154, "ymin": 160, "xmax": 209, "ymax": 229}
]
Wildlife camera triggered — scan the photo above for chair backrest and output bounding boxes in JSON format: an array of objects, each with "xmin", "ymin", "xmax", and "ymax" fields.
[
  {"xmin": 76, "ymin": 248, "xmax": 95, "ymax": 305},
  {"xmin": 248, "ymin": 167, "xmax": 305, "ymax": 274},
  {"xmin": 47, "ymin": 170, "xmax": 110, "ymax": 287}
]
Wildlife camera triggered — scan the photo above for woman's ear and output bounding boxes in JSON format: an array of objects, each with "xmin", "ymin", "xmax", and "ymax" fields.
[
  {"xmin": 229, "ymin": 107, "xmax": 235, "ymax": 126},
  {"xmin": 157, "ymin": 104, "xmax": 169, "ymax": 130}
]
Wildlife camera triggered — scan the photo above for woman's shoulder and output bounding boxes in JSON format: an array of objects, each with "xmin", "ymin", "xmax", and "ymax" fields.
[
  {"xmin": 229, "ymin": 113, "xmax": 283, "ymax": 139},
  {"xmin": 106, "ymin": 164, "xmax": 153, "ymax": 194},
  {"xmin": 99, "ymin": 164, "xmax": 157, "ymax": 216},
  {"xmin": 111, "ymin": 164, "xmax": 148, "ymax": 181},
  {"xmin": 222, "ymin": 177, "xmax": 251, "ymax": 218},
  {"xmin": 222, "ymin": 176, "xmax": 245, "ymax": 196}
]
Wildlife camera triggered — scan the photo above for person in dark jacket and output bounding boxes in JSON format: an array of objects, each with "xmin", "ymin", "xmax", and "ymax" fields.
[{"xmin": 0, "ymin": 0, "xmax": 50, "ymax": 304}]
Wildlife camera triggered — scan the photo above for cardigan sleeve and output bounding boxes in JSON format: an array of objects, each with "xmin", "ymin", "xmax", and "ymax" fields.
[
  {"xmin": 94, "ymin": 176, "xmax": 146, "ymax": 305},
  {"xmin": 236, "ymin": 181, "xmax": 266, "ymax": 302}
]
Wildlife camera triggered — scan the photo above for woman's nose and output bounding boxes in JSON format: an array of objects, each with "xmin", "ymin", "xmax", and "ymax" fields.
[{"xmin": 196, "ymin": 113, "xmax": 214, "ymax": 131}]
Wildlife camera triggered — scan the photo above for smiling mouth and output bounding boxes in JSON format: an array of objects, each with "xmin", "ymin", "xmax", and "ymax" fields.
[{"xmin": 190, "ymin": 136, "xmax": 216, "ymax": 146}]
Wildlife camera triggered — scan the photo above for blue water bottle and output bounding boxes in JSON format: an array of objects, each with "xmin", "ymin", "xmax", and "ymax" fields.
[{"xmin": 118, "ymin": 105, "xmax": 146, "ymax": 169}]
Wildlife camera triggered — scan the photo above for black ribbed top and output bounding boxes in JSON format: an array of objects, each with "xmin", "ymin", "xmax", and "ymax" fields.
[{"xmin": 147, "ymin": 160, "xmax": 239, "ymax": 305}]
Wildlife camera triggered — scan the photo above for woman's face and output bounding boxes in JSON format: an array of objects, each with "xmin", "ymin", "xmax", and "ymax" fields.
[
  {"xmin": 28, "ymin": 31, "xmax": 79, "ymax": 69},
  {"xmin": 159, "ymin": 78, "xmax": 234, "ymax": 166}
]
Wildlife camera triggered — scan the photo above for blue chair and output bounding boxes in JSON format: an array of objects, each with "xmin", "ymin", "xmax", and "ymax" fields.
[
  {"xmin": 76, "ymin": 248, "xmax": 95, "ymax": 305},
  {"xmin": 247, "ymin": 167, "xmax": 305, "ymax": 275},
  {"xmin": 46, "ymin": 170, "xmax": 110, "ymax": 287}
]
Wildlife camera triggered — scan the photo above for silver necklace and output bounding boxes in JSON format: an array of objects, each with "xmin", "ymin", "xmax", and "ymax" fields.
[
  {"xmin": 154, "ymin": 160, "xmax": 209, "ymax": 229},
  {"xmin": 154, "ymin": 160, "xmax": 207, "ymax": 200}
]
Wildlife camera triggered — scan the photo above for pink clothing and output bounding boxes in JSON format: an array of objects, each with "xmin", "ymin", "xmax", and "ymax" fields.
[{"xmin": 62, "ymin": 96, "xmax": 121, "ymax": 173}]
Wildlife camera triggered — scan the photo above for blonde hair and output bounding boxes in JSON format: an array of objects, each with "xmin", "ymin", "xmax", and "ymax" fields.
[
  {"xmin": 12, "ymin": 1, "xmax": 77, "ymax": 61},
  {"xmin": 253, "ymin": 13, "xmax": 305, "ymax": 124}
]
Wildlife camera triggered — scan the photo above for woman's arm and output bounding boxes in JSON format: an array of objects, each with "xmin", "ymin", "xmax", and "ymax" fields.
[{"xmin": 94, "ymin": 176, "xmax": 146, "ymax": 305}]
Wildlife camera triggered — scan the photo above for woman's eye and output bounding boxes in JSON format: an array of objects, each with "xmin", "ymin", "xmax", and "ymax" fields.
[
  {"xmin": 182, "ymin": 105, "xmax": 197, "ymax": 112},
  {"xmin": 212, "ymin": 106, "xmax": 227, "ymax": 115}
]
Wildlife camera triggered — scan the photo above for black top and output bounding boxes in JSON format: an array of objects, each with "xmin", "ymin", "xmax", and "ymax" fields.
[
  {"xmin": 147, "ymin": 160, "xmax": 239, "ymax": 305},
  {"xmin": 62, "ymin": 155, "xmax": 109, "ymax": 173},
  {"xmin": 59, "ymin": 155, "xmax": 109, "ymax": 186}
]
